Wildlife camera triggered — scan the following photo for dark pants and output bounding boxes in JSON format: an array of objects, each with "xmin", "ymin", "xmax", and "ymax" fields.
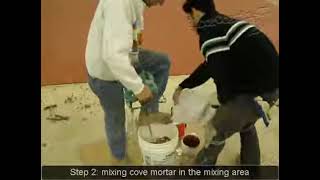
[
  {"xmin": 197, "ymin": 95, "xmax": 268, "ymax": 165},
  {"xmin": 88, "ymin": 49, "xmax": 170, "ymax": 160},
  {"xmin": 214, "ymin": 95, "xmax": 261, "ymax": 165},
  {"xmin": 197, "ymin": 88, "xmax": 278, "ymax": 165}
]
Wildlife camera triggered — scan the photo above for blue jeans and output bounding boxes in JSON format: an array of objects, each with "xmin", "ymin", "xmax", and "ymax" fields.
[{"xmin": 88, "ymin": 49, "xmax": 170, "ymax": 160}]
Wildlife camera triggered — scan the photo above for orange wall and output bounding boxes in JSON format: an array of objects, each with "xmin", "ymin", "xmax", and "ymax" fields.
[{"xmin": 41, "ymin": 0, "xmax": 279, "ymax": 86}]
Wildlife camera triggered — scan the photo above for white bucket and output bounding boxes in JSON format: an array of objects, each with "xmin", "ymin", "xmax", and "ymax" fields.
[{"xmin": 138, "ymin": 123, "xmax": 179, "ymax": 165}]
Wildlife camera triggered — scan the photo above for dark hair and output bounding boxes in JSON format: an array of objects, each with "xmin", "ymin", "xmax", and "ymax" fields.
[{"xmin": 183, "ymin": 0, "xmax": 216, "ymax": 16}]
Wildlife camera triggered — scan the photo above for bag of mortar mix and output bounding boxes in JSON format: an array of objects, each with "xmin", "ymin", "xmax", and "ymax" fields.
[
  {"xmin": 171, "ymin": 89, "xmax": 217, "ymax": 125},
  {"xmin": 171, "ymin": 89, "xmax": 220, "ymax": 148}
]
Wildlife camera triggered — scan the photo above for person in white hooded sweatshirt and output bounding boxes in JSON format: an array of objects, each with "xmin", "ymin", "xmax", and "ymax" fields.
[{"xmin": 85, "ymin": 0, "xmax": 170, "ymax": 162}]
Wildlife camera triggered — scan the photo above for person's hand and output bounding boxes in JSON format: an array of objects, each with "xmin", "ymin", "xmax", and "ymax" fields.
[
  {"xmin": 173, "ymin": 86, "xmax": 183, "ymax": 105},
  {"xmin": 136, "ymin": 85, "xmax": 153, "ymax": 105}
]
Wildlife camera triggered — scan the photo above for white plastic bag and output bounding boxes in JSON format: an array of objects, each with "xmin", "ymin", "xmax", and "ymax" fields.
[{"xmin": 171, "ymin": 89, "xmax": 216, "ymax": 125}]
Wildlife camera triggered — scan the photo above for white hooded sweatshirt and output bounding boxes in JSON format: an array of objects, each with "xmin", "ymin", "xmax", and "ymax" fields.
[{"xmin": 85, "ymin": 0, "xmax": 146, "ymax": 95}]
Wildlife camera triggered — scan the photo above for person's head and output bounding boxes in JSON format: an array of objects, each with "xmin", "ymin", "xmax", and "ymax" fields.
[
  {"xmin": 182, "ymin": 0, "xmax": 217, "ymax": 28},
  {"xmin": 143, "ymin": 0, "xmax": 166, "ymax": 7}
]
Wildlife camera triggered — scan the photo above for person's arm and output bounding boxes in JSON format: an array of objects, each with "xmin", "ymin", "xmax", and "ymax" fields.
[
  {"xmin": 173, "ymin": 49, "xmax": 225, "ymax": 105},
  {"xmin": 179, "ymin": 61, "xmax": 212, "ymax": 89},
  {"xmin": 173, "ymin": 61, "xmax": 212, "ymax": 105},
  {"xmin": 101, "ymin": 1, "xmax": 144, "ymax": 95}
]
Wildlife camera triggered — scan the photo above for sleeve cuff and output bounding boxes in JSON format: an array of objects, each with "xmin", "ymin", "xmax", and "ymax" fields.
[{"xmin": 133, "ymin": 83, "xmax": 144, "ymax": 95}]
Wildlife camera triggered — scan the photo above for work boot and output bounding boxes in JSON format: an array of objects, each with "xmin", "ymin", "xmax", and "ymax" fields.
[
  {"xmin": 137, "ymin": 111, "xmax": 172, "ymax": 126},
  {"xmin": 109, "ymin": 152, "xmax": 142, "ymax": 166},
  {"xmin": 194, "ymin": 143, "xmax": 225, "ymax": 165},
  {"xmin": 108, "ymin": 155, "xmax": 128, "ymax": 166}
]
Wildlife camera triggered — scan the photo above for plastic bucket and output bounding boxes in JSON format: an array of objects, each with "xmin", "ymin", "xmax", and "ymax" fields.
[
  {"xmin": 181, "ymin": 133, "xmax": 201, "ymax": 156},
  {"xmin": 138, "ymin": 123, "xmax": 179, "ymax": 165}
]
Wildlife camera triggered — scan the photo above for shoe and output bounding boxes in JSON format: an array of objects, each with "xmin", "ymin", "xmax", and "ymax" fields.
[
  {"xmin": 108, "ymin": 156, "xmax": 128, "ymax": 166},
  {"xmin": 194, "ymin": 146, "xmax": 216, "ymax": 165},
  {"xmin": 109, "ymin": 154, "xmax": 141, "ymax": 166},
  {"xmin": 137, "ymin": 111, "xmax": 172, "ymax": 126},
  {"xmin": 194, "ymin": 143, "xmax": 225, "ymax": 165}
]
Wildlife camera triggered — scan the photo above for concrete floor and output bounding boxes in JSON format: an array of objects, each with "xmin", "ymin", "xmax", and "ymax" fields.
[{"xmin": 41, "ymin": 76, "xmax": 279, "ymax": 166}]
